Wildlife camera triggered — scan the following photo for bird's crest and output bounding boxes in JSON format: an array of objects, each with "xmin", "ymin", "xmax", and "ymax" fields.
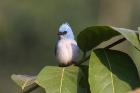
[{"xmin": 59, "ymin": 22, "xmax": 74, "ymax": 39}]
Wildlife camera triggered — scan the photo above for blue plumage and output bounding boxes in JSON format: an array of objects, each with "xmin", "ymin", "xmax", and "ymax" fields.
[
  {"xmin": 58, "ymin": 23, "xmax": 74, "ymax": 40},
  {"xmin": 55, "ymin": 22, "xmax": 79, "ymax": 66}
]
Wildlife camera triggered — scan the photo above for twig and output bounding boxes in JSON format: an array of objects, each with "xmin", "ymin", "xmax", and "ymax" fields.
[
  {"xmin": 76, "ymin": 55, "xmax": 90, "ymax": 66},
  {"xmin": 105, "ymin": 38, "xmax": 126, "ymax": 49},
  {"xmin": 22, "ymin": 84, "xmax": 39, "ymax": 93}
]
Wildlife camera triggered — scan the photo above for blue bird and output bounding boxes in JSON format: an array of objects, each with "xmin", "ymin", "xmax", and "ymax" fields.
[{"xmin": 55, "ymin": 23, "xmax": 79, "ymax": 66}]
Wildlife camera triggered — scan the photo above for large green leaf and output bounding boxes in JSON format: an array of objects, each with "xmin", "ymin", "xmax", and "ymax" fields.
[
  {"xmin": 89, "ymin": 49, "xmax": 140, "ymax": 93},
  {"xmin": 77, "ymin": 26, "xmax": 140, "ymax": 52},
  {"xmin": 36, "ymin": 66, "xmax": 83, "ymax": 93},
  {"xmin": 112, "ymin": 27, "xmax": 140, "ymax": 50},
  {"xmin": 79, "ymin": 65, "xmax": 91, "ymax": 93},
  {"xmin": 77, "ymin": 26, "xmax": 119, "ymax": 52},
  {"xmin": 11, "ymin": 74, "xmax": 36, "ymax": 90}
]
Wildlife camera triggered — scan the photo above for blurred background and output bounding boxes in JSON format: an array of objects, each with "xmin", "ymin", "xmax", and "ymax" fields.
[{"xmin": 0, "ymin": 0, "xmax": 140, "ymax": 93}]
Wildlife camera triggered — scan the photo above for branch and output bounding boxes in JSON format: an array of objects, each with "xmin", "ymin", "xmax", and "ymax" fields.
[
  {"xmin": 22, "ymin": 84, "xmax": 39, "ymax": 93},
  {"xmin": 105, "ymin": 38, "xmax": 126, "ymax": 49},
  {"xmin": 76, "ymin": 55, "xmax": 90, "ymax": 66}
]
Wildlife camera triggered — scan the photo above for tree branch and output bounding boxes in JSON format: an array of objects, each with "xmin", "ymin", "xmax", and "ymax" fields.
[
  {"xmin": 76, "ymin": 55, "xmax": 90, "ymax": 66},
  {"xmin": 105, "ymin": 38, "xmax": 126, "ymax": 49},
  {"xmin": 22, "ymin": 84, "xmax": 39, "ymax": 93}
]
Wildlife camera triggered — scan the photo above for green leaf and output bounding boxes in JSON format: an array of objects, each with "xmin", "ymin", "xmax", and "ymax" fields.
[
  {"xmin": 36, "ymin": 66, "xmax": 83, "ymax": 93},
  {"xmin": 112, "ymin": 27, "xmax": 140, "ymax": 50},
  {"xmin": 77, "ymin": 26, "xmax": 140, "ymax": 52},
  {"xmin": 138, "ymin": 27, "xmax": 140, "ymax": 41},
  {"xmin": 89, "ymin": 49, "xmax": 140, "ymax": 93},
  {"xmin": 77, "ymin": 26, "xmax": 119, "ymax": 52},
  {"xmin": 11, "ymin": 74, "xmax": 36, "ymax": 90},
  {"xmin": 79, "ymin": 65, "xmax": 91, "ymax": 93}
]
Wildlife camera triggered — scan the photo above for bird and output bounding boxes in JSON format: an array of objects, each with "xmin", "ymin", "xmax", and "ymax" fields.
[{"xmin": 55, "ymin": 22, "xmax": 79, "ymax": 67}]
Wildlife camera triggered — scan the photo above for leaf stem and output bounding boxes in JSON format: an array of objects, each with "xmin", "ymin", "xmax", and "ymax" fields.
[{"xmin": 22, "ymin": 84, "xmax": 39, "ymax": 93}]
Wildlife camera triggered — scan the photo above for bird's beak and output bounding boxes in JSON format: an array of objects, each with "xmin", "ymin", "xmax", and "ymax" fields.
[{"xmin": 57, "ymin": 32, "xmax": 63, "ymax": 35}]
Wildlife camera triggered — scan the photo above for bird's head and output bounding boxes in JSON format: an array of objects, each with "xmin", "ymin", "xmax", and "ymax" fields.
[{"xmin": 58, "ymin": 23, "xmax": 74, "ymax": 40}]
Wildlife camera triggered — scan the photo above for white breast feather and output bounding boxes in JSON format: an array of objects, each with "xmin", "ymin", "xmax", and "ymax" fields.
[{"xmin": 56, "ymin": 39, "xmax": 79, "ymax": 64}]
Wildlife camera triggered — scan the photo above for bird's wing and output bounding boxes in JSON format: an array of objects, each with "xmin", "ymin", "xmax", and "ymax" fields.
[{"xmin": 71, "ymin": 40, "xmax": 80, "ymax": 62}]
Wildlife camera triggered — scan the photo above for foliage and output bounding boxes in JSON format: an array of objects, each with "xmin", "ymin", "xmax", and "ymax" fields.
[
  {"xmin": 11, "ymin": 74, "xmax": 36, "ymax": 90},
  {"xmin": 89, "ymin": 49, "xmax": 139, "ymax": 93},
  {"xmin": 36, "ymin": 66, "xmax": 84, "ymax": 93},
  {"xmin": 11, "ymin": 26, "xmax": 140, "ymax": 93}
]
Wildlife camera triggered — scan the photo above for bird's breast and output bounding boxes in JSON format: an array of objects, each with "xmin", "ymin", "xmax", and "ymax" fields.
[{"xmin": 56, "ymin": 39, "xmax": 79, "ymax": 64}]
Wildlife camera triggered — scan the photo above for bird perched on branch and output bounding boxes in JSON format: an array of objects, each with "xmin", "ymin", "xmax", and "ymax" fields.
[{"xmin": 55, "ymin": 23, "xmax": 79, "ymax": 66}]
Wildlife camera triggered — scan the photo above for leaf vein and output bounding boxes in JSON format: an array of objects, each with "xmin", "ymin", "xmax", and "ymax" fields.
[
  {"xmin": 60, "ymin": 68, "xmax": 65, "ymax": 93},
  {"xmin": 103, "ymin": 50, "xmax": 115, "ymax": 93}
]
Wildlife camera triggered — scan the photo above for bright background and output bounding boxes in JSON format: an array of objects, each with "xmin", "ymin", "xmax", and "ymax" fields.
[{"xmin": 0, "ymin": 0, "xmax": 140, "ymax": 93}]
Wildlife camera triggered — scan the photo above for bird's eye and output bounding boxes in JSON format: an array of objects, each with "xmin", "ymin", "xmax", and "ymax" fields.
[
  {"xmin": 63, "ymin": 31, "xmax": 67, "ymax": 34},
  {"xmin": 57, "ymin": 31, "xmax": 67, "ymax": 35}
]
